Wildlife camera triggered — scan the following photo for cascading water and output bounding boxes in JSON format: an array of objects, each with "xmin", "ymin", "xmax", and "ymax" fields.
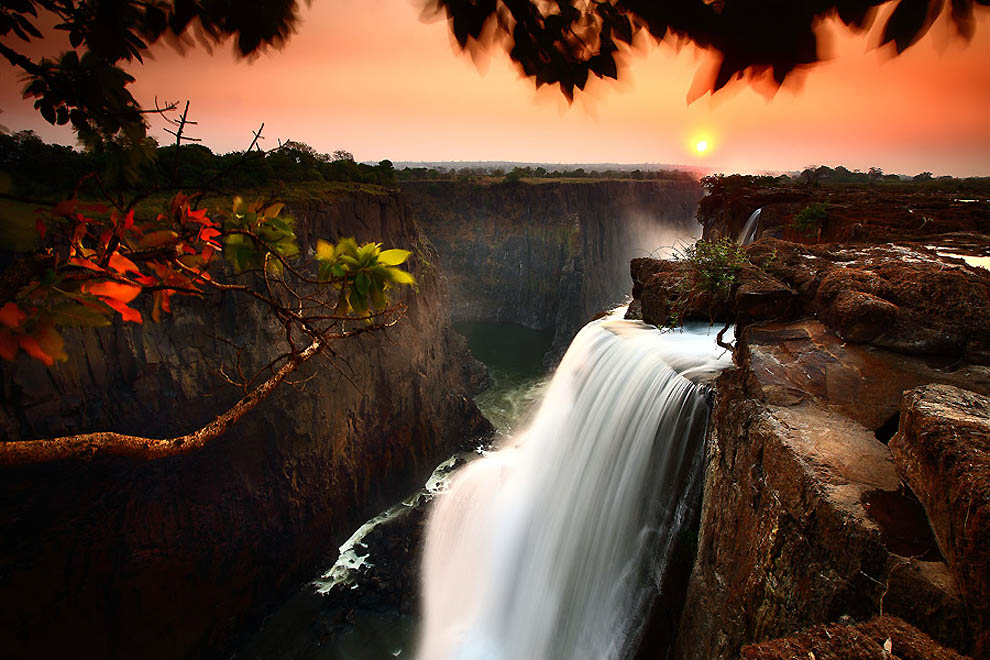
[
  {"xmin": 417, "ymin": 313, "xmax": 733, "ymax": 660},
  {"xmin": 738, "ymin": 207, "xmax": 762, "ymax": 244}
]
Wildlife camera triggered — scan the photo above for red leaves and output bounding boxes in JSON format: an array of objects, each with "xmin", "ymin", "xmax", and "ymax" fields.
[
  {"xmin": 85, "ymin": 281, "xmax": 140, "ymax": 303},
  {"xmin": 78, "ymin": 281, "xmax": 142, "ymax": 324},
  {"xmin": 11, "ymin": 191, "xmax": 225, "ymax": 366},
  {"xmin": 151, "ymin": 289, "xmax": 173, "ymax": 323},
  {"xmin": 67, "ymin": 255, "xmax": 104, "ymax": 272},
  {"xmin": 22, "ymin": 322, "xmax": 67, "ymax": 364},
  {"xmin": 17, "ymin": 334, "xmax": 53, "ymax": 365},
  {"xmin": 0, "ymin": 317, "xmax": 69, "ymax": 366},
  {"xmin": 198, "ymin": 226, "xmax": 221, "ymax": 246},
  {"xmin": 0, "ymin": 303, "xmax": 27, "ymax": 329},
  {"xmin": 101, "ymin": 298, "xmax": 142, "ymax": 324},
  {"xmin": 186, "ymin": 207, "xmax": 210, "ymax": 225},
  {"xmin": 108, "ymin": 252, "xmax": 140, "ymax": 276}
]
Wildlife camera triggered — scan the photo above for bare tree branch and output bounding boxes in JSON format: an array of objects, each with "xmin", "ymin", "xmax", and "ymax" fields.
[{"xmin": 0, "ymin": 337, "xmax": 324, "ymax": 465}]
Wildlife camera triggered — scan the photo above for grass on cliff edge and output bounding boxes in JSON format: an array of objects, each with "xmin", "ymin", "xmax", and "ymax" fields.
[
  {"xmin": 129, "ymin": 181, "xmax": 390, "ymax": 217},
  {"xmin": 1, "ymin": 182, "xmax": 392, "ymax": 252}
]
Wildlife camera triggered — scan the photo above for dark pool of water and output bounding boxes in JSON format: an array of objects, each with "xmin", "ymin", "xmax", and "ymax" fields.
[{"xmin": 453, "ymin": 320, "xmax": 555, "ymax": 435}]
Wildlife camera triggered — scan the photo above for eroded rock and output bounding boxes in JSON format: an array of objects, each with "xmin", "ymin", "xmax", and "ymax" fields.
[
  {"xmin": 672, "ymin": 321, "xmax": 984, "ymax": 660},
  {"xmin": 738, "ymin": 615, "xmax": 969, "ymax": 660},
  {"xmin": 404, "ymin": 179, "xmax": 703, "ymax": 361},
  {"xmin": 699, "ymin": 183, "xmax": 990, "ymax": 245},
  {"xmin": 890, "ymin": 384, "xmax": 990, "ymax": 657}
]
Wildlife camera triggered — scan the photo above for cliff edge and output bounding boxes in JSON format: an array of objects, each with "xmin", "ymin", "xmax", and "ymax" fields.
[{"xmin": 630, "ymin": 184, "xmax": 990, "ymax": 659}]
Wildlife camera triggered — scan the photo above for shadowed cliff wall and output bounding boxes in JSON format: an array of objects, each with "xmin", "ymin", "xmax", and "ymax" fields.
[
  {"xmin": 0, "ymin": 186, "xmax": 490, "ymax": 659},
  {"xmin": 402, "ymin": 179, "xmax": 703, "ymax": 360}
]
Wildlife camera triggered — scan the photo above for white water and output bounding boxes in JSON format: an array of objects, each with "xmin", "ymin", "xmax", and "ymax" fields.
[
  {"xmin": 417, "ymin": 315, "xmax": 733, "ymax": 660},
  {"xmin": 738, "ymin": 207, "xmax": 762, "ymax": 244}
]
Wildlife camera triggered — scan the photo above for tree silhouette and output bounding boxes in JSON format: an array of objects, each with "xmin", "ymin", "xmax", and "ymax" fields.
[
  {"xmin": 0, "ymin": 2, "xmax": 423, "ymax": 464},
  {"xmin": 422, "ymin": 0, "xmax": 987, "ymax": 100},
  {"xmin": 1, "ymin": 1, "xmax": 302, "ymax": 149}
]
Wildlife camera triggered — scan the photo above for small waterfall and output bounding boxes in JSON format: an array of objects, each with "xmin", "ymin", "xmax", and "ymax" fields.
[
  {"xmin": 417, "ymin": 314, "xmax": 733, "ymax": 660},
  {"xmin": 738, "ymin": 207, "xmax": 762, "ymax": 244}
]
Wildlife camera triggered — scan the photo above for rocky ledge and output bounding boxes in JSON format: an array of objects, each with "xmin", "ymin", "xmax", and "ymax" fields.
[
  {"xmin": 739, "ymin": 615, "xmax": 969, "ymax": 660},
  {"xmin": 630, "ymin": 185, "xmax": 990, "ymax": 659}
]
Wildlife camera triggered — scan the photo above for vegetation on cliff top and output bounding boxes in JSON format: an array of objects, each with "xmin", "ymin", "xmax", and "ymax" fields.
[{"xmin": 0, "ymin": 4, "xmax": 417, "ymax": 464}]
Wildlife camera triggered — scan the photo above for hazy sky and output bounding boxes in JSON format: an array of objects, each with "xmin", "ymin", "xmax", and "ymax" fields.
[{"xmin": 2, "ymin": 0, "xmax": 989, "ymax": 175}]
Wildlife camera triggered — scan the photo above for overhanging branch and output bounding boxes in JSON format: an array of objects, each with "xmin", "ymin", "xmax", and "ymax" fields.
[{"xmin": 0, "ymin": 338, "xmax": 323, "ymax": 465}]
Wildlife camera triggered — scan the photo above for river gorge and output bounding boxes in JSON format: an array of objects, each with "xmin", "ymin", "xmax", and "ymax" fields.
[{"xmin": 1, "ymin": 177, "xmax": 987, "ymax": 660}]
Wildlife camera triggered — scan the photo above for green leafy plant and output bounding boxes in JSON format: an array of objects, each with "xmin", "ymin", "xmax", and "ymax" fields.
[
  {"xmin": 681, "ymin": 236, "xmax": 748, "ymax": 300},
  {"xmin": 223, "ymin": 198, "xmax": 299, "ymax": 273},
  {"xmin": 791, "ymin": 202, "xmax": 828, "ymax": 238},
  {"xmin": 315, "ymin": 238, "xmax": 414, "ymax": 317}
]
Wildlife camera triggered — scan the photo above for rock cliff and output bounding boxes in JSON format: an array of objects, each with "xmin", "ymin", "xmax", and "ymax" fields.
[
  {"xmin": 0, "ymin": 186, "xmax": 491, "ymax": 659},
  {"xmin": 402, "ymin": 179, "xmax": 702, "ymax": 360},
  {"xmin": 630, "ymin": 184, "xmax": 990, "ymax": 659}
]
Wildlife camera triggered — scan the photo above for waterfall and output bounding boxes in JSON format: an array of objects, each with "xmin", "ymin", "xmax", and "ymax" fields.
[
  {"xmin": 738, "ymin": 207, "xmax": 762, "ymax": 244},
  {"xmin": 417, "ymin": 314, "xmax": 733, "ymax": 660}
]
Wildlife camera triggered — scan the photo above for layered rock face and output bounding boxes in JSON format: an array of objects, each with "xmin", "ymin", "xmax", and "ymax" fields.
[
  {"xmin": 697, "ymin": 183, "xmax": 989, "ymax": 245},
  {"xmin": 402, "ymin": 179, "xmax": 702, "ymax": 359},
  {"xmin": 630, "ymin": 186, "xmax": 990, "ymax": 659},
  {"xmin": 739, "ymin": 615, "xmax": 969, "ymax": 660},
  {"xmin": 890, "ymin": 385, "xmax": 990, "ymax": 655},
  {"xmin": 0, "ymin": 187, "xmax": 491, "ymax": 659},
  {"xmin": 674, "ymin": 321, "xmax": 985, "ymax": 660}
]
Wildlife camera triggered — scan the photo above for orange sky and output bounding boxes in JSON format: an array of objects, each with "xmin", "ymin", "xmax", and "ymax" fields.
[{"xmin": 2, "ymin": 0, "xmax": 989, "ymax": 176}]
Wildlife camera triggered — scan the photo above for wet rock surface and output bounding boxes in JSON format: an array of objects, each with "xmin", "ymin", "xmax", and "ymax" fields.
[
  {"xmin": 0, "ymin": 187, "xmax": 492, "ymax": 660},
  {"xmin": 634, "ymin": 239, "xmax": 990, "ymax": 363},
  {"xmin": 235, "ymin": 493, "xmax": 432, "ymax": 660},
  {"xmin": 671, "ymin": 322, "xmax": 979, "ymax": 660}
]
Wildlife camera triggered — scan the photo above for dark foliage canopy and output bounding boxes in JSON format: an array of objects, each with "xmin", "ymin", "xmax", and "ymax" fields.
[
  {"xmin": 423, "ymin": 0, "xmax": 988, "ymax": 100},
  {"xmin": 0, "ymin": 1, "xmax": 302, "ymax": 147}
]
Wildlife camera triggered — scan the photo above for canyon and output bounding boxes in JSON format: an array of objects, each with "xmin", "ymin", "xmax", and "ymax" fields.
[
  {"xmin": 0, "ymin": 187, "xmax": 491, "ymax": 659},
  {"xmin": 402, "ymin": 177, "xmax": 702, "ymax": 361},
  {"xmin": 1, "ymin": 177, "xmax": 987, "ymax": 660}
]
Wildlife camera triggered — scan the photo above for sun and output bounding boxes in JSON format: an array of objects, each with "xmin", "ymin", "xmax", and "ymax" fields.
[{"xmin": 695, "ymin": 139, "xmax": 709, "ymax": 154}]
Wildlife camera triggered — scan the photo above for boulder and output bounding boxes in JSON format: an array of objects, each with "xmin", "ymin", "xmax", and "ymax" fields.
[
  {"xmin": 672, "ymin": 321, "xmax": 989, "ymax": 660},
  {"xmin": 749, "ymin": 240, "xmax": 990, "ymax": 362},
  {"xmin": 632, "ymin": 239, "xmax": 990, "ymax": 363},
  {"xmin": 738, "ymin": 615, "xmax": 969, "ymax": 660},
  {"xmin": 890, "ymin": 385, "xmax": 990, "ymax": 657}
]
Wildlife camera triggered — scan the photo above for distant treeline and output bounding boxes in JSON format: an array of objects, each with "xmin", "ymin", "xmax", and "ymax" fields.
[
  {"xmin": 792, "ymin": 164, "xmax": 990, "ymax": 187},
  {"xmin": 703, "ymin": 168, "xmax": 990, "ymax": 195},
  {"xmin": 0, "ymin": 132, "xmax": 697, "ymax": 200},
  {"xmin": 2, "ymin": 130, "xmax": 987, "ymax": 200},
  {"xmin": 0, "ymin": 131, "xmax": 397, "ymax": 199},
  {"xmin": 396, "ymin": 165, "xmax": 696, "ymax": 183}
]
